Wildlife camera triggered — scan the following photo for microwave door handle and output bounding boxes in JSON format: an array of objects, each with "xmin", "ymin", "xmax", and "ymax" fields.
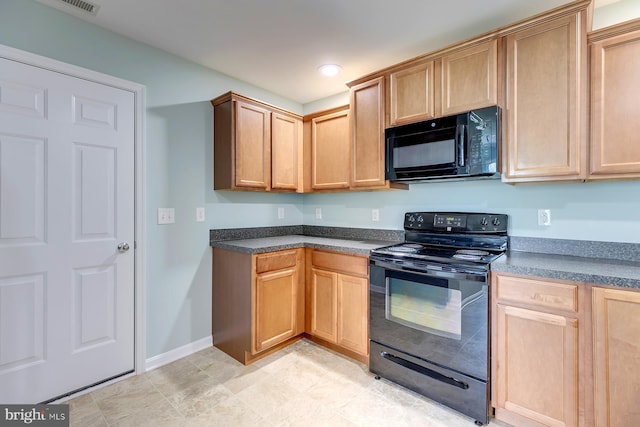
[{"xmin": 457, "ymin": 124, "xmax": 466, "ymax": 167}]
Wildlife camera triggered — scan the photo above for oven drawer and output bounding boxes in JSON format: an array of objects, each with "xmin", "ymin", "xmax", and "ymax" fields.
[
  {"xmin": 495, "ymin": 274, "xmax": 578, "ymax": 313},
  {"xmin": 370, "ymin": 340, "xmax": 489, "ymax": 425}
]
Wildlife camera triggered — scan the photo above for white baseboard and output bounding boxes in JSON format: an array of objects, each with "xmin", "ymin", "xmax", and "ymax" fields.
[{"xmin": 145, "ymin": 335, "xmax": 213, "ymax": 372}]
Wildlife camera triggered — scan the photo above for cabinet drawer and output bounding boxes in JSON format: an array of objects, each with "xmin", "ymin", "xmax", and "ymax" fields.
[
  {"xmin": 255, "ymin": 249, "xmax": 299, "ymax": 274},
  {"xmin": 495, "ymin": 275, "xmax": 578, "ymax": 313},
  {"xmin": 311, "ymin": 250, "xmax": 368, "ymax": 277}
]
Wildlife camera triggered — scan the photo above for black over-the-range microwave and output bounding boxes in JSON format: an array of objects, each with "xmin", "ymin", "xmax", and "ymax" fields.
[{"xmin": 385, "ymin": 106, "xmax": 500, "ymax": 182}]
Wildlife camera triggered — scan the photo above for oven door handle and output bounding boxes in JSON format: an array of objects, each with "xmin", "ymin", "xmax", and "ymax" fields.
[{"xmin": 380, "ymin": 351, "xmax": 469, "ymax": 390}]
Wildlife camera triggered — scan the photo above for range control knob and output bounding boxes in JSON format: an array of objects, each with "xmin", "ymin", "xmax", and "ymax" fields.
[
  {"xmin": 480, "ymin": 217, "xmax": 489, "ymax": 226},
  {"xmin": 408, "ymin": 214, "xmax": 415, "ymax": 224},
  {"xmin": 417, "ymin": 215, "xmax": 424, "ymax": 223},
  {"xmin": 492, "ymin": 217, "xmax": 501, "ymax": 226}
]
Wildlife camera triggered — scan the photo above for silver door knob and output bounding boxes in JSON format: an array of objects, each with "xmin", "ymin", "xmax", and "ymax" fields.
[{"xmin": 117, "ymin": 242, "xmax": 130, "ymax": 252}]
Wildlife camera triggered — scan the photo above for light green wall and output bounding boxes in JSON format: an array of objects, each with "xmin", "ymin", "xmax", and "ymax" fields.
[
  {"xmin": 304, "ymin": 179, "xmax": 640, "ymax": 243},
  {"xmin": 593, "ymin": 0, "xmax": 640, "ymax": 30},
  {"xmin": 1, "ymin": 0, "xmax": 639, "ymax": 360},
  {"xmin": 0, "ymin": 0, "xmax": 305, "ymax": 358}
]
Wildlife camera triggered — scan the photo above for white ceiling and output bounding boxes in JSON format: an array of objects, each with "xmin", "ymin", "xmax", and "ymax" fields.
[{"xmin": 38, "ymin": 0, "xmax": 610, "ymax": 104}]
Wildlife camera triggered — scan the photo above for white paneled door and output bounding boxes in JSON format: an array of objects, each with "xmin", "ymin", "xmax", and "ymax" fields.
[{"xmin": 0, "ymin": 57, "xmax": 135, "ymax": 403}]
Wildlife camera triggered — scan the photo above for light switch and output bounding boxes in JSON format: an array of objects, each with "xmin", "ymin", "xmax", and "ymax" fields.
[
  {"xmin": 158, "ymin": 208, "xmax": 175, "ymax": 224},
  {"xmin": 196, "ymin": 207, "xmax": 205, "ymax": 222}
]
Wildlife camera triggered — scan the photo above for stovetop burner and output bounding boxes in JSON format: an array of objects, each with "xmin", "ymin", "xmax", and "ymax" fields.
[
  {"xmin": 387, "ymin": 243, "xmax": 423, "ymax": 253},
  {"xmin": 456, "ymin": 249, "xmax": 490, "ymax": 256},
  {"xmin": 370, "ymin": 212, "xmax": 508, "ymax": 267},
  {"xmin": 374, "ymin": 243, "xmax": 503, "ymax": 264}
]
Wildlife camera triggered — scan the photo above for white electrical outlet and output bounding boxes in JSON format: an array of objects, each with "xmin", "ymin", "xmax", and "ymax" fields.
[
  {"xmin": 278, "ymin": 207, "xmax": 285, "ymax": 219},
  {"xmin": 372, "ymin": 209, "xmax": 380, "ymax": 222},
  {"xmin": 158, "ymin": 208, "xmax": 175, "ymax": 225},
  {"xmin": 315, "ymin": 208, "xmax": 322, "ymax": 220},
  {"xmin": 538, "ymin": 209, "xmax": 551, "ymax": 226},
  {"xmin": 196, "ymin": 207, "xmax": 205, "ymax": 222}
]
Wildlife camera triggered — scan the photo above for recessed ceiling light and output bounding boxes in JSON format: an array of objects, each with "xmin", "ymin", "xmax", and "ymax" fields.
[{"xmin": 319, "ymin": 64, "xmax": 341, "ymax": 77}]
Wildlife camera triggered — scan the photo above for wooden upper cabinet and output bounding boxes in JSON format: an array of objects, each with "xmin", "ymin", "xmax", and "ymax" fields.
[
  {"xmin": 271, "ymin": 111, "xmax": 302, "ymax": 190},
  {"xmin": 589, "ymin": 19, "xmax": 640, "ymax": 180},
  {"xmin": 310, "ymin": 107, "xmax": 351, "ymax": 190},
  {"xmin": 212, "ymin": 92, "xmax": 301, "ymax": 192},
  {"xmin": 389, "ymin": 61, "xmax": 436, "ymax": 126},
  {"xmin": 440, "ymin": 39, "xmax": 498, "ymax": 116},
  {"xmin": 592, "ymin": 287, "xmax": 640, "ymax": 427},
  {"xmin": 235, "ymin": 100, "xmax": 271, "ymax": 189},
  {"xmin": 387, "ymin": 39, "xmax": 497, "ymax": 126},
  {"xmin": 502, "ymin": 12, "xmax": 588, "ymax": 182},
  {"xmin": 350, "ymin": 77, "xmax": 386, "ymax": 188}
]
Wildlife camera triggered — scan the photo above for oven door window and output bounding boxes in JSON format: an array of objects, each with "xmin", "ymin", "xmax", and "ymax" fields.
[{"xmin": 386, "ymin": 275, "xmax": 463, "ymax": 340}]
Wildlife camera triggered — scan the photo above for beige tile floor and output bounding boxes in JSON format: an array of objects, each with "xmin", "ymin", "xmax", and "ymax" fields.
[{"xmin": 65, "ymin": 339, "xmax": 510, "ymax": 427}]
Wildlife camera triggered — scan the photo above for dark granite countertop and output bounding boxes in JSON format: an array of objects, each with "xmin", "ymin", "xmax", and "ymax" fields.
[
  {"xmin": 211, "ymin": 235, "xmax": 391, "ymax": 255},
  {"xmin": 210, "ymin": 225, "xmax": 403, "ymax": 256},
  {"xmin": 210, "ymin": 227, "xmax": 640, "ymax": 289},
  {"xmin": 491, "ymin": 251, "xmax": 640, "ymax": 289},
  {"xmin": 492, "ymin": 237, "xmax": 640, "ymax": 289}
]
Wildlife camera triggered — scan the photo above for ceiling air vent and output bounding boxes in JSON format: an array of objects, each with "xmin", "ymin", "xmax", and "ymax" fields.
[
  {"xmin": 60, "ymin": 0, "xmax": 98, "ymax": 14},
  {"xmin": 37, "ymin": 0, "xmax": 100, "ymax": 16}
]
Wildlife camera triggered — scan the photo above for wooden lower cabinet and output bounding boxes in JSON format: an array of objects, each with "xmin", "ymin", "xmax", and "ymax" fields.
[
  {"xmin": 212, "ymin": 247, "xmax": 304, "ymax": 364},
  {"xmin": 493, "ymin": 274, "xmax": 640, "ymax": 427},
  {"xmin": 253, "ymin": 264, "xmax": 300, "ymax": 354},
  {"xmin": 336, "ymin": 273, "xmax": 368, "ymax": 355},
  {"xmin": 592, "ymin": 287, "xmax": 640, "ymax": 427},
  {"xmin": 309, "ymin": 268, "xmax": 337, "ymax": 343},
  {"xmin": 492, "ymin": 273, "xmax": 581, "ymax": 427},
  {"xmin": 307, "ymin": 249, "xmax": 369, "ymax": 362}
]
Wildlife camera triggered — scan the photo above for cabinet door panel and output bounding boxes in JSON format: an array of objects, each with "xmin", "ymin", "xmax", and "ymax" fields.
[
  {"xmin": 350, "ymin": 77, "xmax": 386, "ymax": 188},
  {"xmin": 590, "ymin": 28, "xmax": 640, "ymax": 179},
  {"xmin": 337, "ymin": 274, "xmax": 368, "ymax": 355},
  {"xmin": 593, "ymin": 287, "xmax": 640, "ymax": 427},
  {"xmin": 503, "ymin": 13, "xmax": 586, "ymax": 181},
  {"xmin": 311, "ymin": 109, "xmax": 350, "ymax": 190},
  {"xmin": 441, "ymin": 39, "xmax": 498, "ymax": 115},
  {"xmin": 389, "ymin": 61, "xmax": 435, "ymax": 126},
  {"xmin": 271, "ymin": 112, "xmax": 301, "ymax": 190},
  {"xmin": 235, "ymin": 100, "xmax": 271, "ymax": 189},
  {"xmin": 254, "ymin": 268, "xmax": 297, "ymax": 353},
  {"xmin": 310, "ymin": 268, "xmax": 337, "ymax": 342},
  {"xmin": 495, "ymin": 304, "xmax": 578, "ymax": 427}
]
